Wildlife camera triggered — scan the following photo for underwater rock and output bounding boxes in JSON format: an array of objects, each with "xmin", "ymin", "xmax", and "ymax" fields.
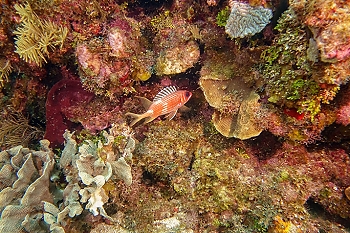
[
  {"xmin": 225, "ymin": 1, "xmax": 273, "ymax": 38},
  {"xmin": 289, "ymin": 0, "xmax": 350, "ymax": 85},
  {"xmin": 303, "ymin": 0, "xmax": 350, "ymax": 63},
  {"xmin": 155, "ymin": 40, "xmax": 200, "ymax": 75},
  {"xmin": 90, "ymin": 222, "xmax": 130, "ymax": 233},
  {"xmin": 152, "ymin": 12, "xmax": 200, "ymax": 76},
  {"xmin": 76, "ymin": 14, "xmax": 154, "ymax": 97},
  {"xmin": 76, "ymin": 42, "xmax": 131, "ymax": 96},
  {"xmin": 336, "ymin": 84, "xmax": 350, "ymax": 126},
  {"xmin": 136, "ymin": 119, "xmax": 202, "ymax": 182}
]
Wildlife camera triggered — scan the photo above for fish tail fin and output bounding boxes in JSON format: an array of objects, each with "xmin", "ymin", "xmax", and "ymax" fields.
[
  {"xmin": 125, "ymin": 112, "xmax": 147, "ymax": 127},
  {"xmin": 143, "ymin": 116, "xmax": 157, "ymax": 124}
]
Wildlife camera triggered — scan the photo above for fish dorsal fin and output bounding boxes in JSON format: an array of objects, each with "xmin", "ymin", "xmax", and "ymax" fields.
[{"xmin": 153, "ymin": 86, "xmax": 177, "ymax": 102}]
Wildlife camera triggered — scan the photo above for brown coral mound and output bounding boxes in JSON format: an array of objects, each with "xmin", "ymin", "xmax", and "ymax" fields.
[
  {"xmin": 212, "ymin": 92, "xmax": 262, "ymax": 139},
  {"xmin": 199, "ymin": 49, "xmax": 263, "ymax": 139}
]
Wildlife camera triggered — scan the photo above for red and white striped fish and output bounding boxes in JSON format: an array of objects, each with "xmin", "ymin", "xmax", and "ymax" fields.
[{"xmin": 126, "ymin": 86, "xmax": 192, "ymax": 126}]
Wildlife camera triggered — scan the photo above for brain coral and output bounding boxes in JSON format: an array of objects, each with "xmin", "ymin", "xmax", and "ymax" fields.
[{"xmin": 225, "ymin": 1, "xmax": 273, "ymax": 38}]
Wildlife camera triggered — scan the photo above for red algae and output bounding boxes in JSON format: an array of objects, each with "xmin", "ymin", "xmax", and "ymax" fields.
[{"xmin": 44, "ymin": 79, "xmax": 94, "ymax": 147}]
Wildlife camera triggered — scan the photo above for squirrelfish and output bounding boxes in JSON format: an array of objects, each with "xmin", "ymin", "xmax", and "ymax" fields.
[{"xmin": 126, "ymin": 86, "xmax": 192, "ymax": 126}]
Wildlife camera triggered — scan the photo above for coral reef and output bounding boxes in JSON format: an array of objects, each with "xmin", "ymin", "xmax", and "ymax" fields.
[{"xmin": 1, "ymin": 0, "xmax": 350, "ymax": 232}]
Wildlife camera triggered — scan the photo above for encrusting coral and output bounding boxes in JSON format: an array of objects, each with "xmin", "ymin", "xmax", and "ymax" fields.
[
  {"xmin": 199, "ymin": 47, "xmax": 263, "ymax": 139},
  {"xmin": 14, "ymin": 3, "xmax": 68, "ymax": 67},
  {"xmin": 212, "ymin": 91, "xmax": 263, "ymax": 139}
]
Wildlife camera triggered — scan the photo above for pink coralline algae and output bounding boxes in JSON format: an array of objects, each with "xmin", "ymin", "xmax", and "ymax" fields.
[
  {"xmin": 336, "ymin": 85, "xmax": 350, "ymax": 126},
  {"xmin": 44, "ymin": 79, "xmax": 94, "ymax": 148},
  {"xmin": 76, "ymin": 15, "xmax": 154, "ymax": 97},
  {"xmin": 304, "ymin": 0, "xmax": 350, "ymax": 63},
  {"xmin": 336, "ymin": 105, "xmax": 350, "ymax": 126},
  {"xmin": 76, "ymin": 43, "xmax": 131, "ymax": 96}
]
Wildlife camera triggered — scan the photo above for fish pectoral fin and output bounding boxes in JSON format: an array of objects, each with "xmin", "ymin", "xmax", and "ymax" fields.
[
  {"xmin": 136, "ymin": 96, "xmax": 153, "ymax": 110},
  {"xmin": 179, "ymin": 105, "xmax": 191, "ymax": 112},
  {"xmin": 166, "ymin": 110, "xmax": 178, "ymax": 120}
]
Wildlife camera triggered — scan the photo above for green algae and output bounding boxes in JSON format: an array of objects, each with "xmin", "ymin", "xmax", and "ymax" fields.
[
  {"xmin": 216, "ymin": 6, "xmax": 230, "ymax": 27},
  {"xmin": 260, "ymin": 8, "xmax": 323, "ymax": 120}
]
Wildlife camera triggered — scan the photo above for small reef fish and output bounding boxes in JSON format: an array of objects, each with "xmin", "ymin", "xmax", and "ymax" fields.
[{"xmin": 126, "ymin": 86, "xmax": 192, "ymax": 126}]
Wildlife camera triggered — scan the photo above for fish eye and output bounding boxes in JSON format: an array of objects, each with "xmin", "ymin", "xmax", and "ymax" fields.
[{"xmin": 185, "ymin": 91, "xmax": 191, "ymax": 97}]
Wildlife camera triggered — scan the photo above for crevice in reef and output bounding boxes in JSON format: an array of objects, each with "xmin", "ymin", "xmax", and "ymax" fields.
[
  {"xmin": 305, "ymin": 198, "xmax": 350, "ymax": 230},
  {"xmin": 246, "ymin": 131, "xmax": 283, "ymax": 161},
  {"xmin": 126, "ymin": 0, "xmax": 173, "ymax": 15}
]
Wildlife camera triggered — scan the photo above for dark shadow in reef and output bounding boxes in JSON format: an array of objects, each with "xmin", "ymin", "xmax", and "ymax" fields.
[
  {"xmin": 142, "ymin": 170, "xmax": 169, "ymax": 187},
  {"xmin": 305, "ymin": 198, "xmax": 350, "ymax": 230},
  {"xmin": 125, "ymin": 0, "xmax": 173, "ymax": 15},
  {"xmin": 307, "ymin": 123, "xmax": 350, "ymax": 155},
  {"xmin": 246, "ymin": 131, "xmax": 283, "ymax": 161}
]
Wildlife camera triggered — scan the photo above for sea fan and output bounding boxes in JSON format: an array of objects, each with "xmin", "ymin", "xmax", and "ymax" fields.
[
  {"xmin": 14, "ymin": 3, "xmax": 68, "ymax": 67},
  {"xmin": 0, "ymin": 59, "xmax": 12, "ymax": 88},
  {"xmin": 0, "ymin": 109, "xmax": 43, "ymax": 149}
]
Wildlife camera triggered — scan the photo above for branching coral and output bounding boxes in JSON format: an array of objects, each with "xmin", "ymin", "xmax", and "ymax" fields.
[{"xmin": 14, "ymin": 3, "xmax": 68, "ymax": 67}]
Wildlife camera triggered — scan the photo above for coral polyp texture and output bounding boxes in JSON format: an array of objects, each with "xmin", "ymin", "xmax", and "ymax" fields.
[
  {"xmin": 225, "ymin": 1, "xmax": 273, "ymax": 38},
  {"xmin": 1, "ymin": 0, "xmax": 350, "ymax": 232}
]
